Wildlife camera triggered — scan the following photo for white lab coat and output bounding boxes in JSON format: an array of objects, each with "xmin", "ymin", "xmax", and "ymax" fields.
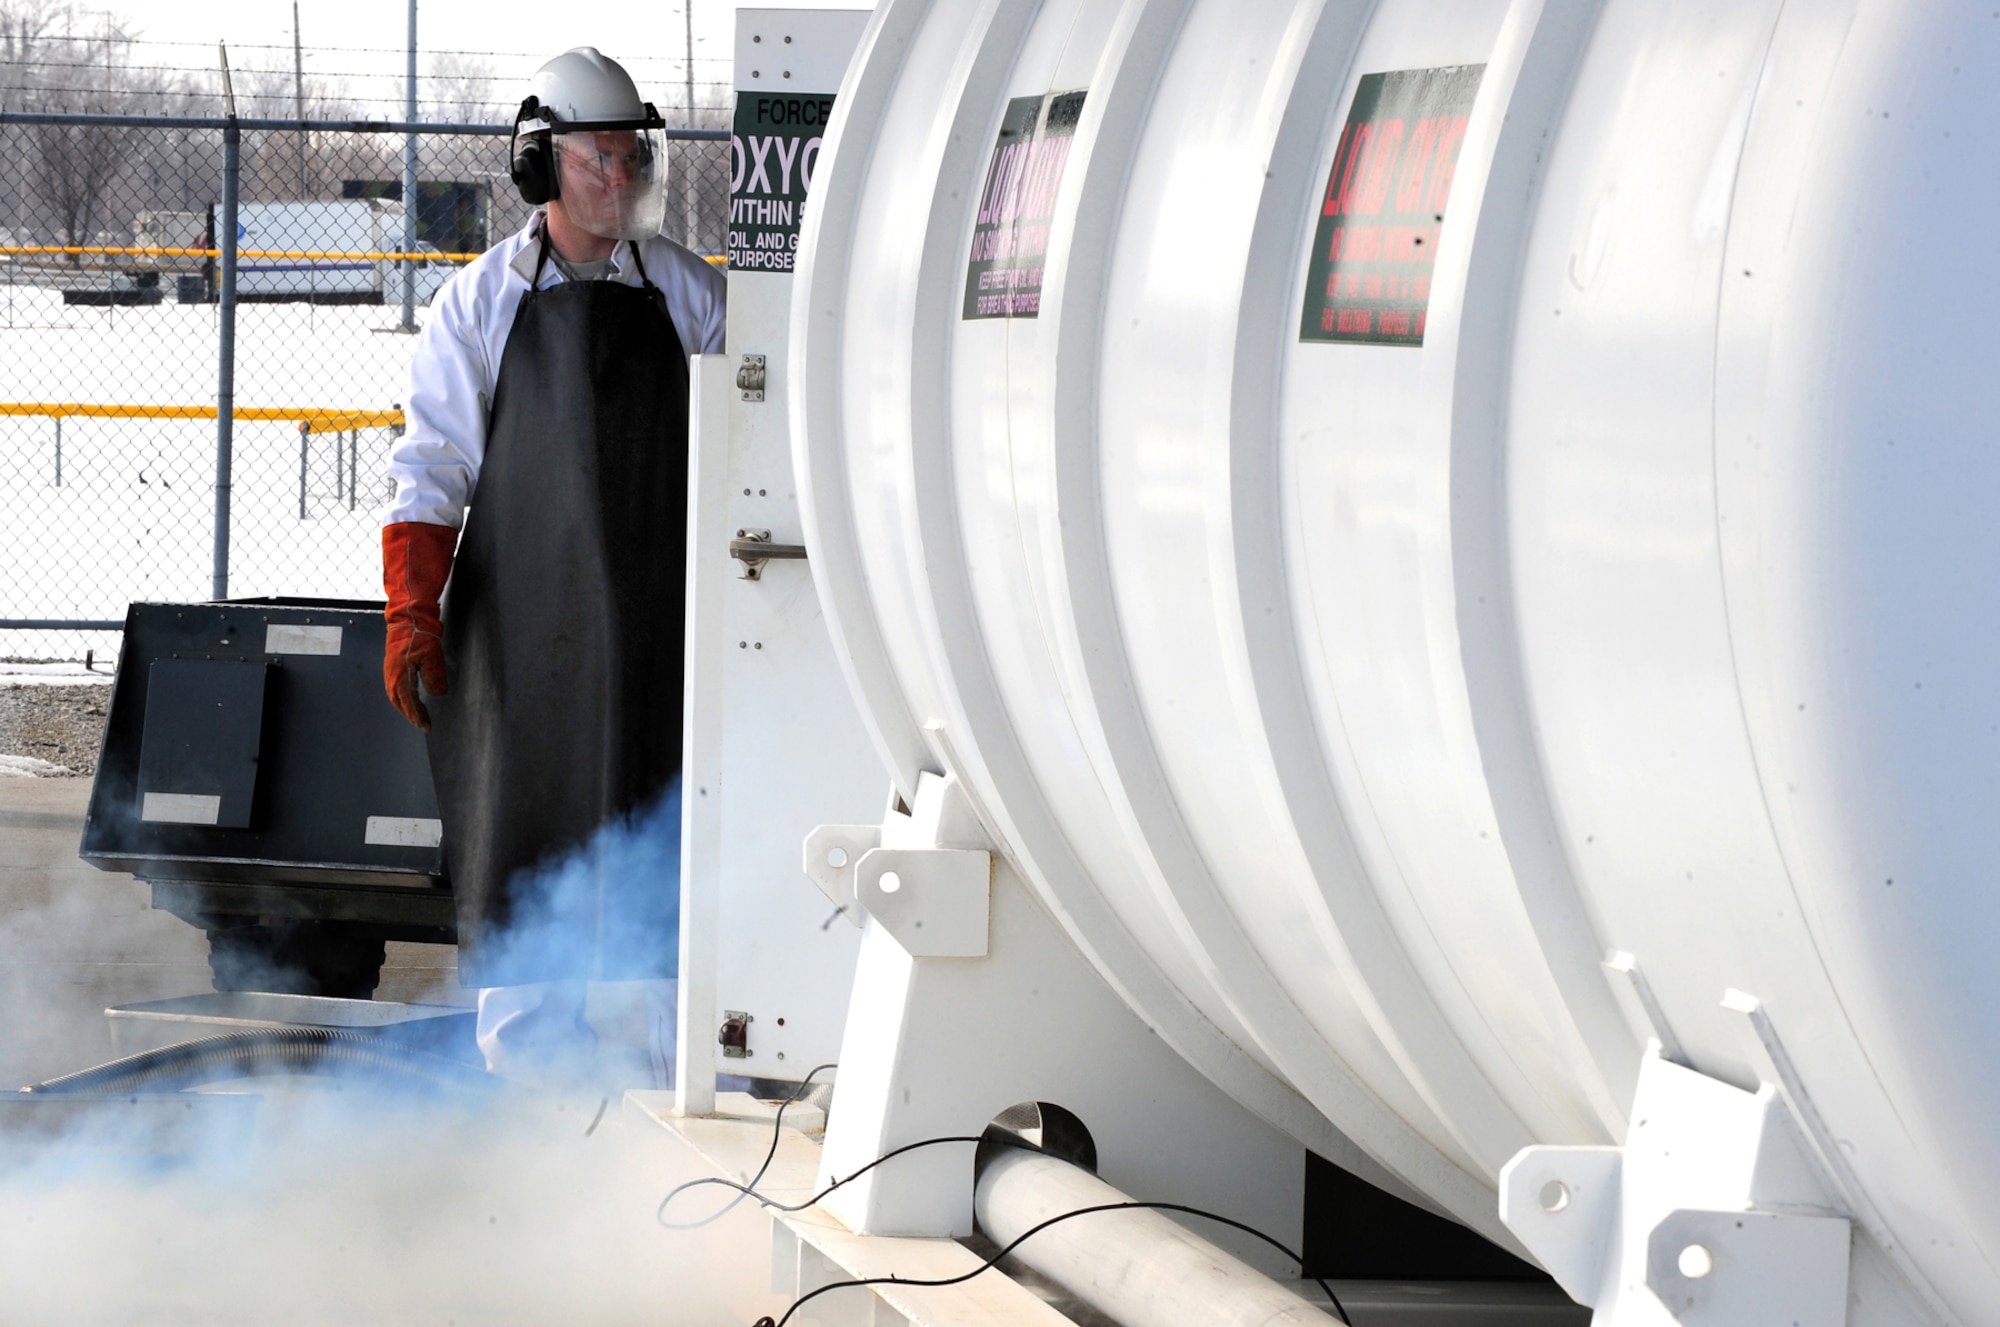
[
  {"xmin": 390, "ymin": 215, "xmax": 723, "ymax": 1085},
  {"xmin": 384, "ymin": 213, "xmax": 727, "ymax": 530}
]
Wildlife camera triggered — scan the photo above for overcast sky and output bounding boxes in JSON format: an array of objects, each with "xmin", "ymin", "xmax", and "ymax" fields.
[{"xmin": 94, "ymin": 0, "xmax": 870, "ymax": 114}]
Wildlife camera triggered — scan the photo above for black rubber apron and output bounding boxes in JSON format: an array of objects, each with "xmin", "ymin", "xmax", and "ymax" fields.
[{"xmin": 428, "ymin": 237, "xmax": 689, "ymax": 987}]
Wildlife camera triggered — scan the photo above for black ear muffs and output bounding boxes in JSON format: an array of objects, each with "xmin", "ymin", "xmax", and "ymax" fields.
[{"xmin": 509, "ymin": 97, "xmax": 560, "ymax": 204}]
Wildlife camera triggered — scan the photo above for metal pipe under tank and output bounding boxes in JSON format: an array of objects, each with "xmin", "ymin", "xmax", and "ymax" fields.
[{"xmin": 973, "ymin": 1145, "xmax": 1338, "ymax": 1327}]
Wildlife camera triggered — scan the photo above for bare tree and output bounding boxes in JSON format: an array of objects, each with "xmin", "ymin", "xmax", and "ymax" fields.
[
  {"xmin": 29, "ymin": 117, "xmax": 133, "ymax": 255},
  {"xmin": 0, "ymin": 0, "xmax": 57, "ymax": 64},
  {"xmin": 5, "ymin": 4, "xmax": 146, "ymax": 260},
  {"xmin": 427, "ymin": 50, "xmax": 503, "ymax": 125},
  {"xmin": 233, "ymin": 62, "xmax": 372, "ymax": 200}
]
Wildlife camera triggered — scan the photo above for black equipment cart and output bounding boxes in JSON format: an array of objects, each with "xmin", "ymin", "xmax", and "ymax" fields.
[{"xmin": 80, "ymin": 598, "xmax": 452, "ymax": 998}]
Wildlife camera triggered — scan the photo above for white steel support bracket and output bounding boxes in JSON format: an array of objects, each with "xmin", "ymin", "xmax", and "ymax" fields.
[
  {"xmin": 1500, "ymin": 1047, "xmax": 1851, "ymax": 1327},
  {"xmin": 802, "ymin": 818, "xmax": 991, "ymax": 953},
  {"xmin": 801, "ymin": 822, "xmax": 878, "ymax": 927},
  {"xmin": 806, "ymin": 770, "xmax": 1308, "ymax": 1276},
  {"xmin": 851, "ymin": 845, "xmax": 990, "ymax": 957}
]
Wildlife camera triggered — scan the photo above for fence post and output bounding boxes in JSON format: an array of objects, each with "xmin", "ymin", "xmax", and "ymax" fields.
[
  {"xmin": 52, "ymin": 415, "xmax": 61, "ymax": 488},
  {"xmin": 213, "ymin": 116, "xmax": 240, "ymax": 601},
  {"xmin": 399, "ymin": 0, "xmax": 418, "ymax": 331},
  {"xmin": 347, "ymin": 430, "xmax": 358, "ymax": 511},
  {"xmin": 299, "ymin": 421, "xmax": 309, "ymax": 519}
]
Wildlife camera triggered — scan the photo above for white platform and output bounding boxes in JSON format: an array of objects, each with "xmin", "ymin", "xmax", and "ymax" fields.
[
  {"xmin": 629, "ymin": 1090, "xmax": 1073, "ymax": 1327},
  {"xmin": 626, "ymin": 1091, "xmax": 1589, "ymax": 1327}
]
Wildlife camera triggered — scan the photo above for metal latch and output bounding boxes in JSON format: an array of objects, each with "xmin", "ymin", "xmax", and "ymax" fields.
[
  {"xmin": 737, "ymin": 353, "xmax": 766, "ymax": 401},
  {"xmin": 718, "ymin": 1009, "xmax": 753, "ymax": 1059},
  {"xmin": 730, "ymin": 528, "xmax": 807, "ymax": 580}
]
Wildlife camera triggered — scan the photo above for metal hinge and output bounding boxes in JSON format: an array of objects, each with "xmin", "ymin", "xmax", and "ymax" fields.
[
  {"xmin": 730, "ymin": 527, "xmax": 807, "ymax": 580},
  {"xmin": 718, "ymin": 1009, "xmax": 753, "ymax": 1059},
  {"xmin": 737, "ymin": 353, "xmax": 766, "ymax": 401}
]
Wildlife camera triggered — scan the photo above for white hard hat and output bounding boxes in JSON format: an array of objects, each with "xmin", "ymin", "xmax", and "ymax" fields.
[{"xmin": 522, "ymin": 47, "xmax": 660, "ymax": 130}]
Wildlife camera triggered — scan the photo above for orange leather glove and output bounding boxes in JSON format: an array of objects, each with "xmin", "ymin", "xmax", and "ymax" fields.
[{"xmin": 382, "ymin": 521, "xmax": 457, "ymax": 731}]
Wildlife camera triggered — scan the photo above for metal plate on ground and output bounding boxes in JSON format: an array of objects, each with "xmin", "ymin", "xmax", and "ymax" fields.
[{"xmin": 106, "ymin": 991, "xmax": 477, "ymax": 1063}]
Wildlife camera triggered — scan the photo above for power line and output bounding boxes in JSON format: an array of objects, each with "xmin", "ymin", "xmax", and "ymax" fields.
[
  {"xmin": 0, "ymin": 87, "xmax": 730, "ymax": 112},
  {"xmin": 10, "ymin": 34, "xmax": 731, "ymax": 63},
  {"xmin": 0, "ymin": 57, "xmax": 730, "ymax": 81}
]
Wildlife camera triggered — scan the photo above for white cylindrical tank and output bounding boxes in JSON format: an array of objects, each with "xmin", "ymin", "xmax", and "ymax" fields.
[{"xmin": 792, "ymin": 0, "xmax": 2000, "ymax": 1319}]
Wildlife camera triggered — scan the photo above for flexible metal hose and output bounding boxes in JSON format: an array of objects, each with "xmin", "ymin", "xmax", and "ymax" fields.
[{"xmin": 21, "ymin": 1027, "xmax": 503, "ymax": 1097}]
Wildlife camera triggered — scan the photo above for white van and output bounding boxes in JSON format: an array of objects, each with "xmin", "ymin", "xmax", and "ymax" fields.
[{"xmin": 235, "ymin": 200, "xmax": 453, "ymax": 305}]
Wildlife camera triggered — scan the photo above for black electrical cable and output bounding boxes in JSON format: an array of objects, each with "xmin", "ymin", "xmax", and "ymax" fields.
[
  {"xmin": 654, "ymin": 1064, "xmax": 1349, "ymax": 1325},
  {"xmin": 750, "ymin": 1199, "xmax": 1351, "ymax": 1327},
  {"xmin": 659, "ymin": 1133, "xmax": 986, "ymax": 1223},
  {"xmin": 654, "ymin": 1063, "xmax": 838, "ymax": 1230}
]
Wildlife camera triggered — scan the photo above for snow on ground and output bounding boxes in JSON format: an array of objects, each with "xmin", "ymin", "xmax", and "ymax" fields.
[
  {"xmin": 0, "ymin": 285, "xmax": 421, "ymax": 659},
  {"xmin": 0, "ymin": 662, "xmax": 113, "ymax": 685},
  {"xmin": 0, "ymin": 755, "xmax": 69, "ymax": 778}
]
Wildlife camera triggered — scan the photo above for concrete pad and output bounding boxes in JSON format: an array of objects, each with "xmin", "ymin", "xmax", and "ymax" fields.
[
  {"xmin": 0, "ymin": 778, "xmax": 209, "ymax": 1088},
  {"xmin": 0, "ymin": 777, "xmax": 470, "ymax": 1090}
]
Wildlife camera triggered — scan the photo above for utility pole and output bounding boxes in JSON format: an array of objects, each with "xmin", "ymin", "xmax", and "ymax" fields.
[
  {"xmin": 293, "ymin": 2, "xmax": 308, "ymax": 196},
  {"xmin": 683, "ymin": 0, "xmax": 699, "ymax": 247},
  {"xmin": 399, "ymin": 0, "xmax": 417, "ymax": 330}
]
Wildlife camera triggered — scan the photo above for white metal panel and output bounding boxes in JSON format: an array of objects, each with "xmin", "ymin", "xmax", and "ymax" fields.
[
  {"xmin": 710, "ymin": 269, "xmax": 878, "ymax": 1080},
  {"xmin": 679, "ymin": 7, "xmax": 879, "ymax": 1092},
  {"xmin": 737, "ymin": 7, "xmax": 877, "ymax": 88}
]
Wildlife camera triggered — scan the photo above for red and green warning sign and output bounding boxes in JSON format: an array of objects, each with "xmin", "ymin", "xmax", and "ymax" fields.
[{"xmin": 1300, "ymin": 64, "xmax": 1484, "ymax": 347}]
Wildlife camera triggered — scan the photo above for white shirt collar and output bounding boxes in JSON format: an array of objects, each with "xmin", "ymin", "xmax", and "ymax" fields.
[{"xmin": 506, "ymin": 211, "xmax": 632, "ymax": 287}]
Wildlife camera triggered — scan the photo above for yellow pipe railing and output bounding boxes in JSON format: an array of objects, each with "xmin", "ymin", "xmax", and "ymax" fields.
[
  {"xmin": 0, "ymin": 243, "xmax": 731, "ymax": 266},
  {"xmin": 0, "ymin": 402, "xmax": 401, "ymax": 434},
  {"xmin": 0, "ymin": 244, "xmax": 479, "ymax": 262}
]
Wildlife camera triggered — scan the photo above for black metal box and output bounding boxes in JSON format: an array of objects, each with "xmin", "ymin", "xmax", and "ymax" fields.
[{"xmin": 81, "ymin": 599, "xmax": 454, "ymax": 944}]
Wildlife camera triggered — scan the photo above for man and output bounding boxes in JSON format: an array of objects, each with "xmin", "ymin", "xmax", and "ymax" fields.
[{"xmin": 380, "ymin": 47, "xmax": 724, "ymax": 1085}]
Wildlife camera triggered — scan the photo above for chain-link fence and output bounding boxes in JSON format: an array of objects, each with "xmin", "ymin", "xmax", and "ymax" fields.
[{"xmin": 0, "ymin": 110, "xmax": 730, "ymax": 662}]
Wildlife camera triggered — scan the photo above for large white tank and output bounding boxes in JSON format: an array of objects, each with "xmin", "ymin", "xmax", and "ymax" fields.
[{"xmin": 790, "ymin": 0, "xmax": 2000, "ymax": 1319}]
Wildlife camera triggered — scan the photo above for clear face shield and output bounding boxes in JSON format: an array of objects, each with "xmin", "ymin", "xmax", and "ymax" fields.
[{"xmin": 552, "ymin": 128, "xmax": 668, "ymax": 240}]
